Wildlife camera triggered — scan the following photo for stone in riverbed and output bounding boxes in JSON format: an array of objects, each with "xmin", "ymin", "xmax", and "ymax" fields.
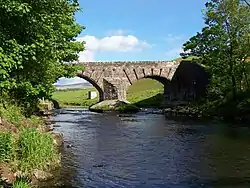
[
  {"xmin": 51, "ymin": 133, "xmax": 64, "ymax": 148},
  {"xmin": 33, "ymin": 169, "xmax": 54, "ymax": 181},
  {"xmin": 0, "ymin": 163, "xmax": 16, "ymax": 184},
  {"xmin": 89, "ymin": 100, "xmax": 140, "ymax": 113}
]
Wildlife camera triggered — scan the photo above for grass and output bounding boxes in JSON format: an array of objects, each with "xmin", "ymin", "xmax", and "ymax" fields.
[
  {"xmin": 172, "ymin": 56, "xmax": 199, "ymax": 61},
  {"xmin": 52, "ymin": 88, "xmax": 98, "ymax": 107},
  {"xmin": 0, "ymin": 104, "xmax": 59, "ymax": 185},
  {"xmin": 127, "ymin": 79, "xmax": 165, "ymax": 107},
  {"xmin": 52, "ymin": 79, "xmax": 165, "ymax": 109},
  {"xmin": 17, "ymin": 128, "xmax": 57, "ymax": 172},
  {"xmin": 12, "ymin": 178, "xmax": 31, "ymax": 188},
  {"xmin": 0, "ymin": 132, "xmax": 14, "ymax": 162}
]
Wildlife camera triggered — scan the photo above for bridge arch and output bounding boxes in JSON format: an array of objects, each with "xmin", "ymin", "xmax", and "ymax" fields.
[{"xmin": 77, "ymin": 74, "xmax": 104, "ymax": 102}]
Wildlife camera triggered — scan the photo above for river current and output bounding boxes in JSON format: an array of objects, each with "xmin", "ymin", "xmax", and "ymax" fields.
[{"xmin": 50, "ymin": 108, "xmax": 250, "ymax": 188}]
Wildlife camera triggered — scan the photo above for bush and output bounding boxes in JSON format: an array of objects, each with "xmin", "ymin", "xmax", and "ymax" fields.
[{"xmin": 17, "ymin": 128, "xmax": 57, "ymax": 172}]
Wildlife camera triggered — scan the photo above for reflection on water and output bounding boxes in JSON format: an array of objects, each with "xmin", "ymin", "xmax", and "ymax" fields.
[{"xmin": 50, "ymin": 108, "xmax": 250, "ymax": 188}]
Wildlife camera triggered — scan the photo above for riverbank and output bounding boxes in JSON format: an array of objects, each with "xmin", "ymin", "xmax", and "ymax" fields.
[
  {"xmin": 0, "ymin": 104, "xmax": 63, "ymax": 188},
  {"xmin": 163, "ymin": 95, "xmax": 250, "ymax": 124}
]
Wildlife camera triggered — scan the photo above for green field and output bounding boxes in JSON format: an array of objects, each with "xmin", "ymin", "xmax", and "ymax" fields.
[{"xmin": 52, "ymin": 78, "xmax": 164, "ymax": 108}]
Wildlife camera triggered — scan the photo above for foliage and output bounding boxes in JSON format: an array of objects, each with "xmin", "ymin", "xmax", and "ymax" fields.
[
  {"xmin": 17, "ymin": 128, "xmax": 57, "ymax": 172},
  {"xmin": 181, "ymin": 0, "xmax": 250, "ymax": 100},
  {"xmin": 0, "ymin": 0, "xmax": 85, "ymax": 113},
  {"xmin": 0, "ymin": 132, "xmax": 15, "ymax": 162}
]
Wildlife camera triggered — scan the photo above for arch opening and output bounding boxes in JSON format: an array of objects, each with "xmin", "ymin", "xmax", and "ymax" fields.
[
  {"xmin": 126, "ymin": 77, "xmax": 167, "ymax": 108},
  {"xmin": 52, "ymin": 75, "xmax": 104, "ymax": 107}
]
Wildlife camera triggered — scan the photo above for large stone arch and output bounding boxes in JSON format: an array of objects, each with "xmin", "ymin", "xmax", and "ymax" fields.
[
  {"xmin": 76, "ymin": 74, "xmax": 104, "ymax": 102},
  {"xmin": 126, "ymin": 75, "xmax": 171, "ymax": 101},
  {"xmin": 76, "ymin": 60, "xmax": 210, "ymax": 102}
]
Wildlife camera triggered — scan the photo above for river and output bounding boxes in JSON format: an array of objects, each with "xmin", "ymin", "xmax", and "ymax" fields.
[{"xmin": 50, "ymin": 108, "xmax": 250, "ymax": 188}]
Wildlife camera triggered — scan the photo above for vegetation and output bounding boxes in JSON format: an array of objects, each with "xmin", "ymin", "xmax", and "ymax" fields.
[
  {"xmin": 127, "ymin": 79, "xmax": 165, "ymax": 108},
  {"xmin": 0, "ymin": 105, "xmax": 59, "ymax": 172},
  {"xmin": 0, "ymin": 104, "xmax": 59, "ymax": 188},
  {"xmin": 180, "ymin": 0, "xmax": 250, "ymax": 120},
  {"xmin": 0, "ymin": 0, "xmax": 84, "ymax": 114},
  {"xmin": 12, "ymin": 178, "xmax": 30, "ymax": 188},
  {"xmin": 0, "ymin": 0, "xmax": 83, "ymax": 186}
]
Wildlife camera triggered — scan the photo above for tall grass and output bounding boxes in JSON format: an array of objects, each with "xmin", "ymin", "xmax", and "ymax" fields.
[
  {"xmin": 0, "ymin": 132, "xmax": 14, "ymax": 162},
  {"xmin": 0, "ymin": 104, "xmax": 24, "ymax": 127},
  {"xmin": 12, "ymin": 178, "xmax": 31, "ymax": 188},
  {"xmin": 17, "ymin": 128, "xmax": 57, "ymax": 172}
]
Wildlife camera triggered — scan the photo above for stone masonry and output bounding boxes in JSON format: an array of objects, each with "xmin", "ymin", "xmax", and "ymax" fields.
[{"xmin": 76, "ymin": 60, "xmax": 210, "ymax": 102}]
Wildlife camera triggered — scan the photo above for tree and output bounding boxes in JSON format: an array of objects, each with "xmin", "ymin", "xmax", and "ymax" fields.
[
  {"xmin": 0, "ymin": 0, "xmax": 84, "ymax": 112},
  {"xmin": 241, "ymin": 0, "xmax": 250, "ymax": 6},
  {"xmin": 181, "ymin": 0, "xmax": 250, "ymax": 100}
]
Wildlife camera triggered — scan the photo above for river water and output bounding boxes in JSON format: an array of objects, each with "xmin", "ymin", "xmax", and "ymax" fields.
[{"xmin": 51, "ymin": 108, "xmax": 250, "ymax": 188}]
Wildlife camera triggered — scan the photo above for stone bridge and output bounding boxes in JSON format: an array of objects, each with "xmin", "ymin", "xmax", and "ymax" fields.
[{"xmin": 76, "ymin": 60, "xmax": 210, "ymax": 102}]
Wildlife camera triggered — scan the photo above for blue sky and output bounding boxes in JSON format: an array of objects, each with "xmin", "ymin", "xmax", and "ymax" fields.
[{"xmin": 56, "ymin": 0, "xmax": 206, "ymax": 85}]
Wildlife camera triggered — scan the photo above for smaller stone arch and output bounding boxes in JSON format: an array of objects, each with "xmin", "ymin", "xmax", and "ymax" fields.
[{"xmin": 77, "ymin": 74, "xmax": 104, "ymax": 102}]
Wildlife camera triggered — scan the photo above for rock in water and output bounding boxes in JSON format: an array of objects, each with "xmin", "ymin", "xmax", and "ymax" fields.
[{"xmin": 33, "ymin": 169, "xmax": 54, "ymax": 181}]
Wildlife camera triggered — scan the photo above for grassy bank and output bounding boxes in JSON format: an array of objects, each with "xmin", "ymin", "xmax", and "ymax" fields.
[
  {"xmin": 0, "ymin": 104, "xmax": 60, "ymax": 187},
  {"xmin": 52, "ymin": 79, "xmax": 165, "ymax": 108}
]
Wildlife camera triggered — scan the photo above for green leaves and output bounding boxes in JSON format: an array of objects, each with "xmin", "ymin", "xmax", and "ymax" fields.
[
  {"xmin": 182, "ymin": 0, "xmax": 250, "ymax": 99},
  {"xmin": 0, "ymin": 0, "xmax": 85, "ymax": 112}
]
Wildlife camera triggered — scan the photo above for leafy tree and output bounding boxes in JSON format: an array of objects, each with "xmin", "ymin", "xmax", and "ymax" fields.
[
  {"xmin": 181, "ymin": 0, "xmax": 250, "ymax": 100},
  {"xmin": 0, "ymin": 0, "xmax": 85, "ymax": 112}
]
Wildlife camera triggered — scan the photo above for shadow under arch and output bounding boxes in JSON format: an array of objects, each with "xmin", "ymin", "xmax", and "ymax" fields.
[
  {"xmin": 171, "ymin": 60, "xmax": 210, "ymax": 99},
  {"xmin": 77, "ymin": 74, "xmax": 104, "ymax": 102},
  {"xmin": 126, "ymin": 76, "xmax": 168, "ymax": 108}
]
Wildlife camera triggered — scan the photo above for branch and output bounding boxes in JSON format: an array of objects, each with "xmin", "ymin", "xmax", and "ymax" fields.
[{"xmin": 243, "ymin": 0, "xmax": 250, "ymax": 7}]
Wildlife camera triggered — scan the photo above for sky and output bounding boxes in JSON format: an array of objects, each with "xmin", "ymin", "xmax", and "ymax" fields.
[{"xmin": 56, "ymin": 0, "xmax": 207, "ymax": 85}]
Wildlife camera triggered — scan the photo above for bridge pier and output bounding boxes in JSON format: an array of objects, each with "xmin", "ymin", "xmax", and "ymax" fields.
[{"xmin": 102, "ymin": 79, "xmax": 128, "ymax": 101}]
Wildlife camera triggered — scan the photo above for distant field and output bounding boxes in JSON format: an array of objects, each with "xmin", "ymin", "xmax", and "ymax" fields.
[
  {"xmin": 52, "ymin": 78, "xmax": 164, "ymax": 108},
  {"xmin": 52, "ymin": 88, "xmax": 98, "ymax": 107}
]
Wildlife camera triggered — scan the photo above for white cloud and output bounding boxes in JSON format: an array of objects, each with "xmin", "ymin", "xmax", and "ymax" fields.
[
  {"xmin": 55, "ymin": 31, "xmax": 151, "ymax": 85},
  {"xmin": 78, "ymin": 50, "xmax": 94, "ymax": 62},
  {"xmin": 77, "ymin": 34, "xmax": 151, "ymax": 62},
  {"xmin": 55, "ymin": 77, "xmax": 86, "ymax": 85}
]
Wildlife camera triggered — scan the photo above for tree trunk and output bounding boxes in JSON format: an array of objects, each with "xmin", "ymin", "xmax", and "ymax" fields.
[
  {"xmin": 229, "ymin": 63, "xmax": 237, "ymax": 100},
  {"xmin": 244, "ymin": 71, "xmax": 249, "ymax": 89}
]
